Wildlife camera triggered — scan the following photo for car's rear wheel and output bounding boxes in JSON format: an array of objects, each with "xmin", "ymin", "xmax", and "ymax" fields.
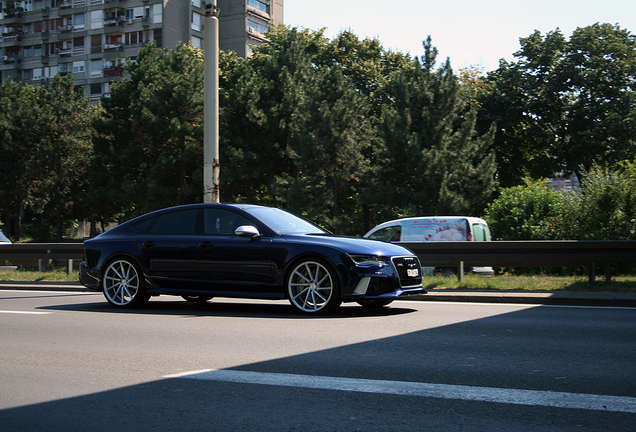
[
  {"xmin": 356, "ymin": 299, "xmax": 394, "ymax": 308},
  {"xmin": 287, "ymin": 258, "xmax": 341, "ymax": 314},
  {"xmin": 102, "ymin": 258, "xmax": 150, "ymax": 308}
]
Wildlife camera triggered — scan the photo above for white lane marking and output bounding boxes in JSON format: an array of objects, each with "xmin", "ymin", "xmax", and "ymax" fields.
[
  {"xmin": 0, "ymin": 310, "xmax": 51, "ymax": 315},
  {"xmin": 166, "ymin": 369, "xmax": 636, "ymax": 414}
]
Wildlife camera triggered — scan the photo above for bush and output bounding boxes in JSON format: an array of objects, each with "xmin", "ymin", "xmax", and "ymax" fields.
[{"xmin": 484, "ymin": 182, "xmax": 563, "ymax": 240}]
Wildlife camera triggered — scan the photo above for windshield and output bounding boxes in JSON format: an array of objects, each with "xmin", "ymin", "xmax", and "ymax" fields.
[{"xmin": 243, "ymin": 207, "xmax": 327, "ymax": 235}]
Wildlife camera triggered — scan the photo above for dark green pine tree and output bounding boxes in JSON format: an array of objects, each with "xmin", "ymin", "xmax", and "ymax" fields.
[
  {"xmin": 372, "ymin": 36, "xmax": 497, "ymax": 220},
  {"xmin": 278, "ymin": 65, "xmax": 375, "ymax": 234},
  {"xmin": 92, "ymin": 42, "xmax": 204, "ymax": 219}
]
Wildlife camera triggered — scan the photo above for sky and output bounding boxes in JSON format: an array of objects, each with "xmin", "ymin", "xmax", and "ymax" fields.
[{"xmin": 284, "ymin": 0, "xmax": 636, "ymax": 72}]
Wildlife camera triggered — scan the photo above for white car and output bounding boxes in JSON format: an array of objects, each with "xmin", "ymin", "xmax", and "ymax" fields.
[{"xmin": 364, "ymin": 216, "xmax": 494, "ymax": 276}]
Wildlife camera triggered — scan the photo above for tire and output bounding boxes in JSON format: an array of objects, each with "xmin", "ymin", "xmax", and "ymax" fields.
[
  {"xmin": 356, "ymin": 299, "xmax": 394, "ymax": 308},
  {"xmin": 287, "ymin": 258, "xmax": 341, "ymax": 314},
  {"xmin": 102, "ymin": 258, "xmax": 150, "ymax": 308},
  {"xmin": 182, "ymin": 295, "xmax": 213, "ymax": 303}
]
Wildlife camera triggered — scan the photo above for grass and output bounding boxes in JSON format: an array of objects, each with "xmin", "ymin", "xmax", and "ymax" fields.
[
  {"xmin": 422, "ymin": 274, "xmax": 636, "ymax": 292},
  {"xmin": 2, "ymin": 267, "xmax": 636, "ymax": 292},
  {"xmin": 0, "ymin": 267, "xmax": 78, "ymax": 282}
]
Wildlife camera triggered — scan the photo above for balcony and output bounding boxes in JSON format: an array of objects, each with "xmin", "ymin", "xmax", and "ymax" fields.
[
  {"xmin": 103, "ymin": 41, "xmax": 124, "ymax": 52},
  {"xmin": 1, "ymin": 33, "xmax": 23, "ymax": 47},
  {"xmin": 58, "ymin": 25, "xmax": 74, "ymax": 33},
  {"xmin": 103, "ymin": 65, "xmax": 124, "ymax": 77},
  {"xmin": 56, "ymin": 47, "xmax": 73, "ymax": 56}
]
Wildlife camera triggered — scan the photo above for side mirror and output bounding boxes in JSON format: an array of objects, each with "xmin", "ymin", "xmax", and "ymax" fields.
[{"xmin": 235, "ymin": 225, "xmax": 261, "ymax": 239}]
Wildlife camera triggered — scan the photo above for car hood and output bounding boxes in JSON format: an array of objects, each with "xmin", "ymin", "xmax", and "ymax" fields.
[{"xmin": 281, "ymin": 234, "xmax": 415, "ymax": 257}]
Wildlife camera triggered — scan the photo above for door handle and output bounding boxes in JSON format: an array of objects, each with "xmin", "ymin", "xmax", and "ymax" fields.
[
  {"xmin": 199, "ymin": 241, "xmax": 213, "ymax": 248},
  {"xmin": 142, "ymin": 241, "xmax": 155, "ymax": 248}
]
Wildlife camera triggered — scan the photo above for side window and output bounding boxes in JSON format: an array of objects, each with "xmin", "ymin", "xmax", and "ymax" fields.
[
  {"xmin": 132, "ymin": 217, "xmax": 155, "ymax": 232},
  {"xmin": 472, "ymin": 223, "xmax": 491, "ymax": 241},
  {"xmin": 368, "ymin": 226, "xmax": 401, "ymax": 242},
  {"xmin": 204, "ymin": 209, "xmax": 252, "ymax": 235},
  {"xmin": 148, "ymin": 209, "xmax": 198, "ymax": 234}
]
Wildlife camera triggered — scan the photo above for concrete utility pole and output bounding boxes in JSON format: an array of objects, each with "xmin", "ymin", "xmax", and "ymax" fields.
[{"xmin": 203, "ymin": 1, "xmax": 220, "ymax": 203}]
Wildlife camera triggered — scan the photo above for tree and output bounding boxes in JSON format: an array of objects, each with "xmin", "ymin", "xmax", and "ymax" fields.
[
  {"xmin": 27, "ymin": 75, "xmax": 98, "ymax": 240},
  {"xmin": 0, "ymin": 80, "xmax": 42, "ymax": 240},
  {"xmin": 480, "ymin": 23, "xmax": 636, "ymax": 186},
  {"xmin": 277, "ymin": 65, "xmax": 375, "ymax": 233},
  {"xmin": 371, "ymin": 37, "xmax": 497, "ymax": 224},
  {"xmin": 93, "ymin": 42, "xmax": 204, "ymax": 219}
]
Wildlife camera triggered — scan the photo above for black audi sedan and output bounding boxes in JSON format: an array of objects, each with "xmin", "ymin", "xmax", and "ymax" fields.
[{"xmin": 79, "ymin": 204, "xmax": 425, "ymax": 314}]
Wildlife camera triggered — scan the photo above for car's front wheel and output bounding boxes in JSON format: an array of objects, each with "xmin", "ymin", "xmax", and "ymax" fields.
[
  {"xmin": 287, "ymin": 258, "xmax": 341, "ymax": 314},
  {"xmin": 102, "ymin": 258, "xmax": 150, "ymax": 308}
]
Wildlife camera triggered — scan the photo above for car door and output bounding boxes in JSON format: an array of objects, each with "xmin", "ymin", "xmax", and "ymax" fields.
[
  {"xmin": 196, "ymin": 208, "xmax": 276, "ymax": 293},
  {"xmin": 137, "ymin": 208, "xmax": 200, "ymax": 289}
]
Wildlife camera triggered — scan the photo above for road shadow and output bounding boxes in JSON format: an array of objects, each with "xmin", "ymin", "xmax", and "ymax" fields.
[
  {"xmin": 3, "ymin": 302, "xmax": 635, "ymax": 431},
  {"xmin": 37, "ymin": 296, "xmax": 419, "ymax": 320}
]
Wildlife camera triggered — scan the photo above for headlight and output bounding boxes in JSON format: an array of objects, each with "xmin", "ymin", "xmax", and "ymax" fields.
[{"xmin": 348, "ymin": 254, "xmax": 389, "ymax": 267}]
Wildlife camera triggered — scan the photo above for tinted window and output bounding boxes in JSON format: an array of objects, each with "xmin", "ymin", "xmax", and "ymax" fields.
[
  {"xmin": 132, "ymin": 217, "xmax": 155, "ymax": 233},
  {"xmin": 148, "ymin": 209, "xmax": 198, "ymax": 234},
  {"xmin": 204, "ymin": 209, "xmax": 252, "ymax": 235},
  {"xmin": 368, "ymin": 226, "xmax": 401, "ymax": 242}
]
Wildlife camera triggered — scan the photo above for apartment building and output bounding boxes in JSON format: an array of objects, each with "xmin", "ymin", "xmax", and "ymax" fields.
[{"xmin": 0, "ymin": 0, "xmax": 283, "ymax": 101}]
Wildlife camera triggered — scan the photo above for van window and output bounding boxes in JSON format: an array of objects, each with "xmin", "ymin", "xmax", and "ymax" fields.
[
  {"xmin": 368, "ymin": 226, "xmax": 401, "ymax": 242},
  {"xmin": 403, "ymin": 219, "xmax": 469, "ymax": 241},
  {"xmin": 472, "ymin": 223, "xmax": 491, "ymax": 241}
]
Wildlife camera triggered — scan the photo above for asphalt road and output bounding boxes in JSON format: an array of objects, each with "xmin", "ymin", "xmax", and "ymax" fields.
[{"xmin": 1, "ymin": 289, "xmax": 635, "ymax": 431}]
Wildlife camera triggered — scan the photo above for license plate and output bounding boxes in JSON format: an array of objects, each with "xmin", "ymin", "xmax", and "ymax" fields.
[{"xmin": 407, "ymin": 269, "xmax": 419, "ymax": 277}]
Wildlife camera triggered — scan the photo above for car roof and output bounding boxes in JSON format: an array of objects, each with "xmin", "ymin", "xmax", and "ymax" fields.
[{"xmin": 365, "ymin": 216, "xmax": 488, "ymax": 235}]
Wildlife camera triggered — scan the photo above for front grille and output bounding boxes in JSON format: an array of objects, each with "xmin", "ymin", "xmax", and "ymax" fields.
[
  {"xmin": 366, "ymin": 277, "xmax": 396, "ymax": 296},
  {"xmin": 392, "ymin": 256, "xmax": 422, "ymax": 287}
]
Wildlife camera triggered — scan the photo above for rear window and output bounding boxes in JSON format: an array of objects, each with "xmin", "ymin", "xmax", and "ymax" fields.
[{"xmin": 148, "ymin": 209, "xmax": 198, "ymax": 234}]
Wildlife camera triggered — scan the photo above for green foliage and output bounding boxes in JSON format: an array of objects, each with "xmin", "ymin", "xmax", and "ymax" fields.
[
  {"xmin": 479, "ymin": 23, "xmax": 636, "ymax": 186},
  {"xmin": 486, "ymin": 163, "xmax": 636, "ymax": 240},
  {"xmin": 556, "ymin": 165, "xmax": 636, "ymax": 240},
  {"xmin": 0, "ymin": 75, "xmax": 96, "ymax": 240},
  {"xmin": 93, "ymin": 42, "xmax": 204, "ymax": 219},
  {"xmin": 484, "ymin": 183, "xmax": 563, "ymax": 240},
  {"xmin": 371, "ymin": 37, "xmax": 498, "ymax": 223}
]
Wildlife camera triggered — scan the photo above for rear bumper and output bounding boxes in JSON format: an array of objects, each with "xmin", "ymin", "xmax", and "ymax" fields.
[{"xmin": 79, "ymin": 261, "xmax": 101, "ymax": 291}]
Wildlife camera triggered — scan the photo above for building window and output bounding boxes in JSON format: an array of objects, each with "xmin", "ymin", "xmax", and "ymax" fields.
[
  {"xmin": 153, "ymin": 28, "xmax": 162, "ymax": 48},
  {"xmin": 191, "ymin": 12, "xmax": 202, "ymax": 32},
  {"xmin": 247, "ymin": 19, "xmax": 269, "ymax": 35},
  {"xmin": 248, "ymin": 0, "xmax": 267, "ymax": 13},
  {"xmin": 191, "ymin": 35, "xmax": 202, "ymax": 49},
  {"xmin": 91, "ymin": 58, "xmax": 101, "ymax": 77},
  {"xmin": 59, "ymin": 63, "xmax": 72, "ymax": 74},
  {"xmin": 72, "ymin": 60, "xmax": 85, "ymax": 73},
  {"xmin": 33, "ymin": 67, "xmax": 42, "ymax": 80},
  {"xmin": 73, "ymin": 13, "xmax": 85, "ymax": 31},
  {"xmin": 191, "ymin": 0, "xmax": 201, "ymax": 8}
]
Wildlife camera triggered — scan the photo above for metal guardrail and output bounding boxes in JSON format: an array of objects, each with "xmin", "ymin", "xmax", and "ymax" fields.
[
  {"xmin": 399, "ymin": 240, "xmax": 636, "ymax": 282},
  {"xmin": 0, "ymin": 243, "xmax": 84, "ymax": 275},
  {"xmin": 1, "ymin": 241, "xmax": 635, "ymax": 281}
]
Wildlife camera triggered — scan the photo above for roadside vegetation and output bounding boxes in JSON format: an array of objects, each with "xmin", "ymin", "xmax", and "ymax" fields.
[{"xmin": 2, "ymin": 23, "xmax": 635, "ymax": 241}]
